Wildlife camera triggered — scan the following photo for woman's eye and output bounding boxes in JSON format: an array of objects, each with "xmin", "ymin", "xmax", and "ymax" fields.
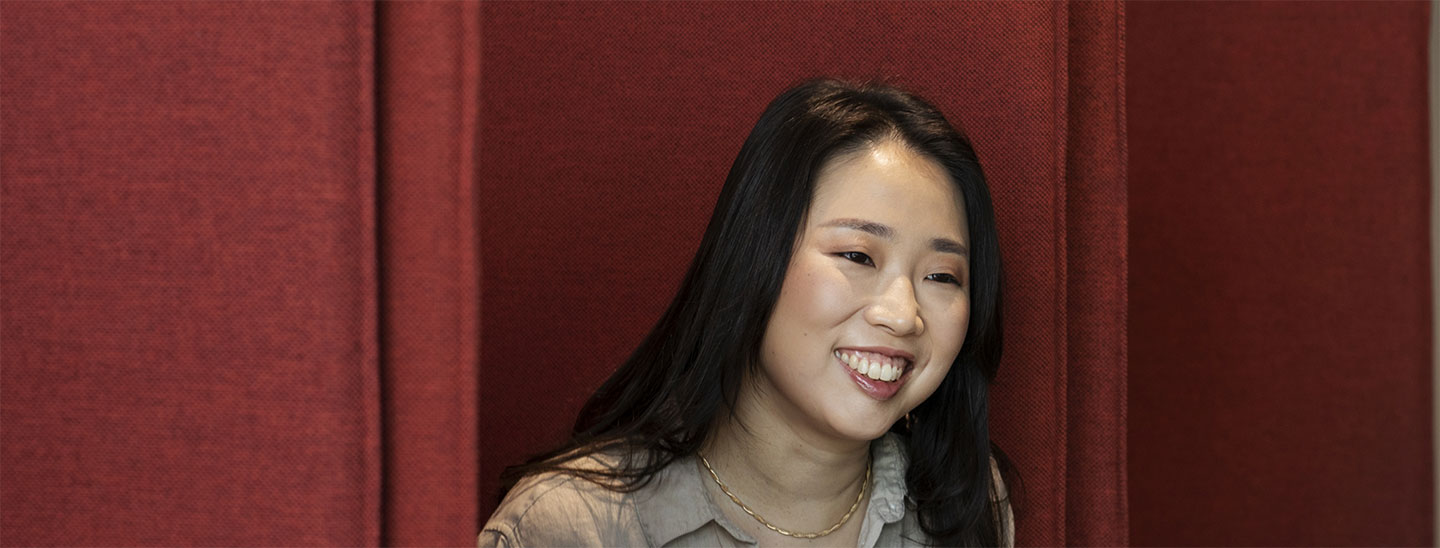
[
  {"xmin": 927, "ymin": 273, "xmax": 963, "ymax": 287},
  {"xmin": 838, "ymin": 251, "xmax": 874, "ymax": 266}
]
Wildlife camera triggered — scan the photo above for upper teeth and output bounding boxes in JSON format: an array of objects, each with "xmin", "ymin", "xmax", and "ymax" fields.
[{"xmin": 834, "ymin": 349, "xmax": 907, "ymax": 382}]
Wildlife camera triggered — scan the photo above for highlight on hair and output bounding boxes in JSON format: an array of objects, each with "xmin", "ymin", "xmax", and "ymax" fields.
[{"xmin": 498, "ymin": 78, "xmax": 1016, "ymax": 547}]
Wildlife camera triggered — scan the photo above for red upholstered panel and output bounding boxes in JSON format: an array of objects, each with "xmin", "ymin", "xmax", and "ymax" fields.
[
  {"xmin": 1064, "ymin": 3, "xmax": 1129, "ymax": 545},
  {"xmin": 376, "ymin": 3, "xmax": 481, "ymax": 545},
  {"xmin": 1, "ymin": 2, "xmax": 380, "ymax": 545},
  {"xmin": 479, "ymin": 3, "xmax": 1127, "ymax": 544},
  {"xmin": 1128, "ymin": 2, "xmax": 1432, "ymax": 545}
]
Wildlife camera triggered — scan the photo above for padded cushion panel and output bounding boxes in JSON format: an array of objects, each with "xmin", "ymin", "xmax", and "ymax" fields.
[
  {"xmin": 1128, "ymin": 2, "xmax": 1432, "ymax": 545},
  {"xmin": 1, "ymin": 2, "xmax": 380, "ymax": 545}
]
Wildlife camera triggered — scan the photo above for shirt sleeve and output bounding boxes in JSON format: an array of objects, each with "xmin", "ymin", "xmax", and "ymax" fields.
[
  {"xmin": 477, "ymin": 528, "xmax": 512, "ymax": 548},
  {"xmin": 478, "ymin": 472, "xmax": 646, "ymax": 547}
]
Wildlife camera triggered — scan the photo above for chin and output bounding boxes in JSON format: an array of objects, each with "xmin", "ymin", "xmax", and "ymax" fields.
[{"xmin": 827, "ymin": 414, "xmax": 901, "ymax": 443}]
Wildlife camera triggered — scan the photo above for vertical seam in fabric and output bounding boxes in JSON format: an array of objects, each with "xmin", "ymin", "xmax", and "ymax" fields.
[
  {"xmin": 358, "ymin": 2, "xmax": 383, "ymax": 546},
  {"xmin": 452, "ymin": 1, "xmax": 462, "ymax": 474},
  {"xmin": 1113, "ymin": 1, "xmax": 1129, "ymax": 544},
  {"xmin": 457, "ymin": 1, "xmax": 483, "ymax": 540},
  {"xmin": 451, "ymin": 0, "xmax": 464, "ymax": 481},
  {"xmin": 1052, "ymin": 2, "xmax": 1070, "ymax": 545},
  {"xmin": 473, "ymin": 1, "xmax": 487, "ymax": 534},
  {"xmin": 1430, "ymin": 0, "xmax": 1439, "ymax": 542}
]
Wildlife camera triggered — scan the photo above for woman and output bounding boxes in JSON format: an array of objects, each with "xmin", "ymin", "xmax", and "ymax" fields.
[{"xmin": 480, "ymin": 79, "xmax": 1014, "ymax": 547}]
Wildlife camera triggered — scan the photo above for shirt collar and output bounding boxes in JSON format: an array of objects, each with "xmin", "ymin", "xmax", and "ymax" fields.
[
  {"xmin": 633, "ymin": 452, "xmax": 754, "ymax": 545},
  {"xmin": 868, "ymin": 432, "xmax": 910, "ymax": 524},
  {"xmin": 633, "ymin": 432, "xmax": 911, "ymax": 546}
]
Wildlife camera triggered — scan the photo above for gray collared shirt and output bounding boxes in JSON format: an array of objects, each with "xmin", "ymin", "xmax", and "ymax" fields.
[{"xmin": 479, "ymin": 433, "xmax": 1013, "ymax": 547}]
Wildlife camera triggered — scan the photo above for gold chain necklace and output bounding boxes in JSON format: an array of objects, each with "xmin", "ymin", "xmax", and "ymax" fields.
[{"xmin": 697, "ymin": 452, "xmax": 871, "ymax": 539}]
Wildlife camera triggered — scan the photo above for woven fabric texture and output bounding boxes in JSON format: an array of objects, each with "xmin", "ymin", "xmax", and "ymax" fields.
[
  {"xmin": 2, "ymin": 1, "xmax": 381, "ymax": 545},
  {"xmin": 376, "ymin": 2, "xmax": 482, "ymax": 545},
  {"xmin": 1128, "ymin": 2, "xmax": 1432, "ymax": 545},
  {"xmin": 1064, "ymin": 3, "xmax": 1129, "ymax": 546}
]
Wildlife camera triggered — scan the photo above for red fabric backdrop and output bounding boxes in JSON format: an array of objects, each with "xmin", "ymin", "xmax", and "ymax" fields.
[
  {"xmin": 1128, "ymin": 2, "xmax": 1433, "ymax": 545},
  {"xmin": 1, "ymin": 2, "xmax": 383, "ymax": 544},
  {"xmin": 476, "ymin": 2, "xmax": 1127, "ymax": 546},
  {"xmin": 1, "ymin": 2, "xmax": 1129, "ymax": 545},
  {"xmin": 376, "ymin": 2, "xmax": 481, "ymax": 544},
  {"xmin": 2, "ymin": 2, "xmax": 482, "ymax": 545},
  {"xmin": 6, "ymin": 2, "xmax": 1432, "ymax": 545}
]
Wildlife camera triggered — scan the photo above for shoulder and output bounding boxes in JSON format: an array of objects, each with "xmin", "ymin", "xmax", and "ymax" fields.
[
  {"xmin": 478, "ymin": 451, "xmax": 647, "ymax": 547},
  {"xmin": 989, "ymin": 454, "xmax": 1015, "ymax": 548},
  {"xmin": 989, "ymin": 454, "xmax": 1009, "ymax": 500}
]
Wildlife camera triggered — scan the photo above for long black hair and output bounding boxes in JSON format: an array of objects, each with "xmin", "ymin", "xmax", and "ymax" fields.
[{"xmin": 500, "ymin": 78, "xmax": 1014, "ymax": 547}]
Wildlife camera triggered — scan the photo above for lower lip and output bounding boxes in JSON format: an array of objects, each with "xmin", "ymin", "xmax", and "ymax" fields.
[{"xmin": 839, "ymin": 355, "xmax": 909, "ymax": 401}]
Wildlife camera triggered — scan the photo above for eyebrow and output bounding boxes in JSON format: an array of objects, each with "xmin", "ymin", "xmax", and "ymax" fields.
[{"xmin": 820, "ymin": 217, "xmax": 968, "ymax": 258}]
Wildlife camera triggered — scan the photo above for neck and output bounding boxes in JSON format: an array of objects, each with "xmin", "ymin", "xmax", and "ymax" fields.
[{"xmin": 701, "ymin": 380, "xmax": 871, "ymax": 506}]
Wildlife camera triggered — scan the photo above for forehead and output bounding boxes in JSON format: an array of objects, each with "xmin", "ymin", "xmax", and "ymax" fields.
[{"xmin": 809, "ymin": 141, "xmax": 969, "ymax": 240}]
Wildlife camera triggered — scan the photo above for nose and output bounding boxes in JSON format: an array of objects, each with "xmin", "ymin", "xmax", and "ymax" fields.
[{"xmin": 864, "ymin": 274, "xmax": 924, "ymax": 336}]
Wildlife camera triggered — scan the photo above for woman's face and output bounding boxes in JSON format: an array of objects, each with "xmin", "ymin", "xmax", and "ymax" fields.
[{"xmin": 753, "ymin": 139, "xmax": 971, "ymax": 445}]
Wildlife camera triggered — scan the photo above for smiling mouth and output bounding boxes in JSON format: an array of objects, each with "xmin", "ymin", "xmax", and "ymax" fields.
[{"xmin": 833, "ymin": 349, "xmax": 911, "ymax": 382}]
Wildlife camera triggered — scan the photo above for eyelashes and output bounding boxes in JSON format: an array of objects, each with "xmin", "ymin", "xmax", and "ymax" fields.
[
  {"xmin": 925, "ymin": 273, "xmax": 963, "ymax": 286},
  {"xmin": 838, "ymin": 251, "xmax": 874, "ymax": 266},
  {"xmin": 834, "ymin": 252, "xmax": 964, "ymax": 288}
]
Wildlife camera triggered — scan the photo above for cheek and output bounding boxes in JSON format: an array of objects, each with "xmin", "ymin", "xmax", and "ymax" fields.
[
  {"xmin": 923, "ymin": 295, "xmax": 971, "ymax": 360},
  {"xmin": 760, "ymin": 255, "xmax": 856, "ymax": 371},
  {"xmin": 952, "ymin": 296, "xmax": 971, "ymax": 333},
  {"xmin": 913, "ymin": 300, "xmax": 970, "ymax": 404},
  {"xmin": 773, "ymin": 254, "xmax": 855, "ymax": 332}
]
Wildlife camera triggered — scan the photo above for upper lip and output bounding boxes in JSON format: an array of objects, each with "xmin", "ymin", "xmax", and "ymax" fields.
[{"xmin": 838, "ymin": 346, "xmax": 917, "ymax": 362}]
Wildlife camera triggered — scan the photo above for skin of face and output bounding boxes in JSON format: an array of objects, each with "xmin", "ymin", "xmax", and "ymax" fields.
[{"xmin": 749, "ymin": 138, "xmax": 972, "ymax": 447}]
